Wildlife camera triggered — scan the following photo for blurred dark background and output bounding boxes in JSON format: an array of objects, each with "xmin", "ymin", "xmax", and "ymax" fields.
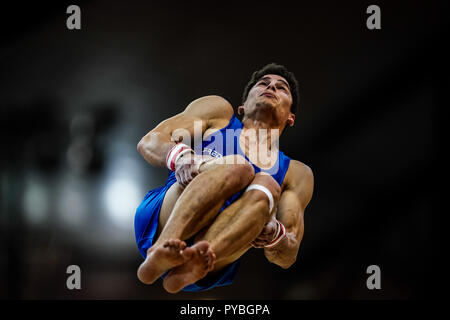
[{"xmin": 0, "ymin": 0, "xmax": 445, "ymax": 299}]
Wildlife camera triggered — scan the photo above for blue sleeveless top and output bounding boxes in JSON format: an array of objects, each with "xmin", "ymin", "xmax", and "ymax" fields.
[
  {"xmin": 164, "ymin": 114, "xmax": 291, "ymax": 213},
  {"xmin": 166, "ymin": 114, "xmax": 291, "ymax": 190}
]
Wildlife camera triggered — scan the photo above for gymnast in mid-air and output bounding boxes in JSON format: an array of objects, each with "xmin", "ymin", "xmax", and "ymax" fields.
[{"xmin": 134, "ymin": 63, "xmax": 314, "ymax": 293}]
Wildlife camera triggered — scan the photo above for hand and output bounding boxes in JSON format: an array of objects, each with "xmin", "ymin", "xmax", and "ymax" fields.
[
  {"xmin": 174, "ymin": 153, "xmax": 213, "ymax": 188},
  {"xmin": 251, "ymin": 218, "xmax": 279, "ymax": 248}
]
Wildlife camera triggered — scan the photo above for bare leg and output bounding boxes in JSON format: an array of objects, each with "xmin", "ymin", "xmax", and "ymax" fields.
[
  {"xmin": 162, "ymin": 173, "xmax": 281, "ymax": 293},
  {"xmin": 137, "ymin": 155, "xmax": 254, "ymax": 285},
  {"xmin": 156, "ymin": 156, "xmax": 254, "ymax": 243},
  {"xmin": 207, "ymin": 173, "xmax": 281, "ymax": 268}
]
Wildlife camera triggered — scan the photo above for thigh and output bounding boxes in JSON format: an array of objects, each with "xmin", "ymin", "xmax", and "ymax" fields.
[
  {"xmin": 157, "ymin": 154, "xmax": 251, "ymax": 237},
  {"xmin": 155, "ymin": 181, "xmax": 184, "ymax": 239}
]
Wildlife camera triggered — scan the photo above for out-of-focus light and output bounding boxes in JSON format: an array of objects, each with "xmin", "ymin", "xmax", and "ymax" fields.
[
  {"xmin": 67, "ymin": 113, "xmax": 95, "ymax": 173},
  {"xmin": 66, "ymin": 138, "xmax": 93, "ymax": 172},
  {"xmin": 57, "ymin": 182, "xmax": 87, "ymax": 227},
  {"xmin": 103, "ymin": 177, "xmax": 140, "ymax": 229},
  {"xmin": 23, "ymin": 180, "xmax": 49, "ymax": 224}
]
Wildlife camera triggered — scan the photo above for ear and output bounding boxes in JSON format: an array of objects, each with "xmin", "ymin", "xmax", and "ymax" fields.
[
  {"xmin": 287, "ymin": 113, "xmax": 295, "ymax": 127},
  {"xmin": 237, "ymin": 105, "xmax": 245, "ymax": 116}
]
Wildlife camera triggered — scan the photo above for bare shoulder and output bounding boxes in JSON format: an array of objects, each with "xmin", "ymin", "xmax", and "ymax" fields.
[
  {"xmin": 184, "ymin": 95, "xmax": 234, "ymax": 122},
  {"xmin": 285, "ymin": 160, "xmax": 313, "ymax": 185}
]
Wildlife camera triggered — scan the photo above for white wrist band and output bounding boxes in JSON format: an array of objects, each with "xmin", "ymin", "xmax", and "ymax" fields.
[{"xmin": 165, "ymin": 143, "xmax": 193, "ymax": 171}]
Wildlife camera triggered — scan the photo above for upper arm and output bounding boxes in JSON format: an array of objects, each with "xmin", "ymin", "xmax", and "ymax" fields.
[
  {"xmin": 276, "ymin": 160, "xmax": 314, "ymax": 244},
  {"xmin": 143, "ymin": 95, "xmax": 234, "ymax": 144}
]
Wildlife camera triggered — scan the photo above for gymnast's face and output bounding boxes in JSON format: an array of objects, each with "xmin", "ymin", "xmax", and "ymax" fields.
[{"xmin": 239, "ymin": 74, "xmax": 295, "ymax": 129}]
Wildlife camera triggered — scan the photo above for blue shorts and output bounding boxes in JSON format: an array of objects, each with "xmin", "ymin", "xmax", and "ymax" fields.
[{"xmin": 134, "ymin": 171, "xmax": 241, "ymax": 292}]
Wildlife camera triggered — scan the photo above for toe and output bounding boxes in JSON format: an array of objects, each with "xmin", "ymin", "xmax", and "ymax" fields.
[
  {"xmin": 206, "ymin": 249, "xmax": 216, "ymax": 270},
  {"xmin": 182, "ymin": 247, "xmax": 195, "ymax": 260},
  {"xmin": 195, "ymin": 240, "xmax": 211, "ymax": 255}
]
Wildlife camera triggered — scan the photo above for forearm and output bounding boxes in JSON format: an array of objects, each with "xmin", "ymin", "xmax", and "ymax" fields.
[
  {"xmin": 264, "ymin": 231, "xmax": 299, "ymax": 269},
  {"xmin": 262, "ymin": 160, "xmax": 312, "ymax": 269},
  {"xmin": 137, "ymin": 131, "xmax": 176, "ymax": 167}
]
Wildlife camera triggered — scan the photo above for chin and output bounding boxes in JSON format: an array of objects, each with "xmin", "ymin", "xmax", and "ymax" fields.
[{"xmin": 255, "ymin": 101, "xmax": 276, "ymax": 109}]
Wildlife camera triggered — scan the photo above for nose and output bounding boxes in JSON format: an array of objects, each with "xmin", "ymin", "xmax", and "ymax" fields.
[{"xmin": 266, "ymin": 81, "xmax": 276, "ymax": 92}]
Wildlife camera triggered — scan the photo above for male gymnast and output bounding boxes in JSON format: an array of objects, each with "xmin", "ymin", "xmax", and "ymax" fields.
[{"xmin": 134, "ymin": 63, "xmax": 314, "ymax": 293}]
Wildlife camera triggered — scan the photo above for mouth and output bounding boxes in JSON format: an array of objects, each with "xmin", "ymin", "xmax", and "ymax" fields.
[{"xmin": 260, "ymin": 92, "xmax": 277, "ymax": 100}]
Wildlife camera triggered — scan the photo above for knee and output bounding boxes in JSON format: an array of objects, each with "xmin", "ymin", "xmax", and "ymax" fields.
[
  {"xmin": 251, "ymin": 173, "xmax": 281, "ymax": 204},
  {"xmin": 243, "ymin": 173, "xmax": 281, "ymax": 223},
  {"xmin": 222, "ymin": 155, "xmax": 255, "ymax": 188}
]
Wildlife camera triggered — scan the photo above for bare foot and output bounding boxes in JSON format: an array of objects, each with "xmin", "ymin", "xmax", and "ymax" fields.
[
  {"xmin": 137, "ymin": 239, "xmax": 189, "ymax": 285},
  {"xmin": 162, "ymin": 240, "xmax": 216, "ymax": 293}
]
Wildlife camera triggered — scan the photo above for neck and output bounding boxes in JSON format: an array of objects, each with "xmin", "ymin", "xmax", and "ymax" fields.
[
  {"xmin": 241, "ymin": 114, "xmax": 284, "ymax": 148},
  {"xmin": 239, "ymin": 123, "xmax": 282, "ymax": 167},
  {"xmin": 239, "ymin": 117, "xmax": 281, "ymax": 169}
]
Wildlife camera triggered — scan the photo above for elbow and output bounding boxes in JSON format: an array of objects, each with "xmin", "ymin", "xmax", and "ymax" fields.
[
  {"xmin": 137, "ymin": 131, "xmax": 162, "ymax": 156},
  {"xmin": 137, "ymin": 134, "xmax": 153, "ymax": 157},
  {"xmin": 270, "ymin": 255, "xmax": 296, "ymax": 269},
  {"xmin": 137, "ymin": 134, "xmax": 162, "ymax": 167},
  {"xmin": 279, "ymin": 257, "xmax": 296, "ymax": 269},
  {"xmin": 137, "ymin": 139, "xmax": 146, "ymax": 155}
]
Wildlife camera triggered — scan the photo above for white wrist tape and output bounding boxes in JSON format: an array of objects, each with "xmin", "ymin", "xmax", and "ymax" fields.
[
  {"xmin": 245, "ymin": 184, "xmax": 274, "ymax": 213},
  {"xmin": 165, "ymin": 143, "xmax": 194, "ymax": 171}
]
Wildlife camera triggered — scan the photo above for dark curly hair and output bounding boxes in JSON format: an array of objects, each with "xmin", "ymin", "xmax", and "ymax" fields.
[{"xmin": 241, "ymin": 63, "xmax": 300, "ymax": 115}]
